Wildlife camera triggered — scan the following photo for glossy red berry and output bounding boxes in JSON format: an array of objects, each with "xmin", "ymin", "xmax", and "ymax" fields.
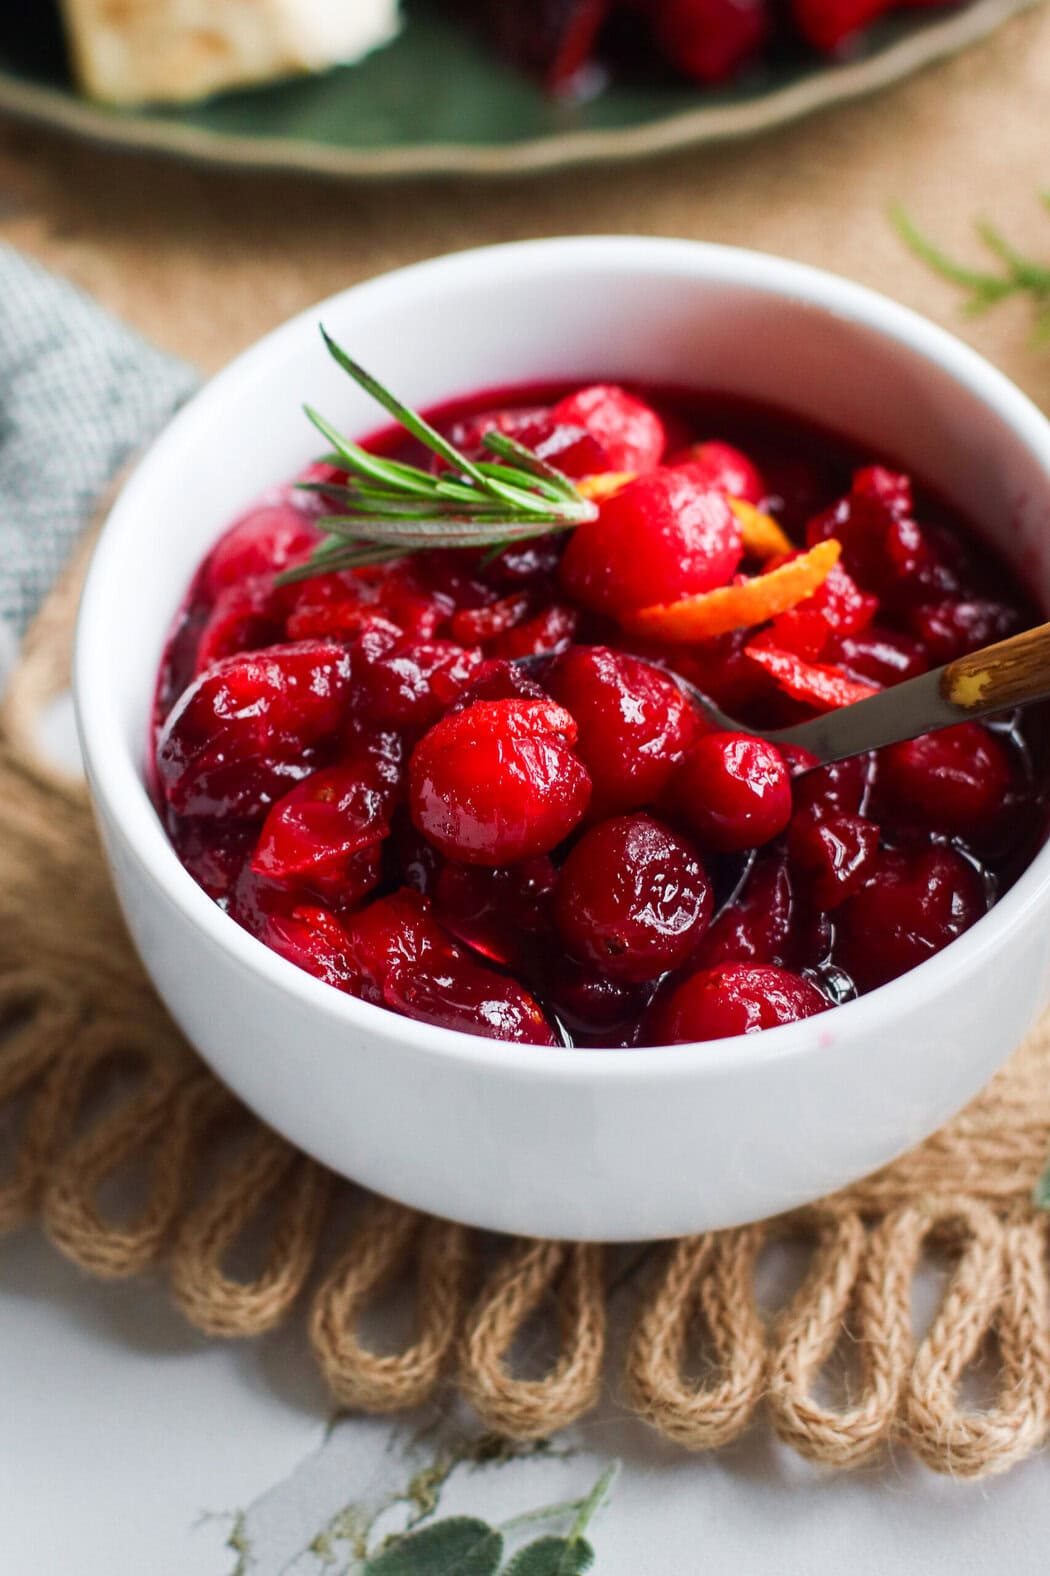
[
  {"xmin": 203, "ymin": 502, "xmax": 320, "ymax": 597},
  {"xmin": 787, "ymin": 809, "xmax": 880, "ymax": 910},
  {"xmin": 835, "ymin": 846, "xmax": 986, "ymax": 991},
  {"xmin": 792, "ymin": 0, "xmax": 893, "ymax": 52},
  {"xmin": 560, "ymin": 468, "xmax": 743, "ymax": 617},
  {"xmin": 156, "ymin": 641, "xmax": 352, "ymax": 818},
  {"xmin": 194, "ymin": 580, "xmax": 285, "ymax": 674},
  {"xmin": 383, "ymin": 960, "xmax": 557, "ymax": 1045},
  {"xmin": 879, "ymin": 723, "xmax": 1011, "ymax": 835},
  {"xmin": 556, "ymin": 814, "xmax": 712, "ymax": 984},
  {"xmin": 828, "ymin": 627, "xmax": 928, "ymax": 687},
  {"xmin": 908, "ymin": 599, "xmax": 1020, "ymax": 664},
  {"xmin": 250, "ymin": 737, "xmax": 403, "ymax": 882},
  {"xmin": 546, "ymin": 645, "xmax": 701, "ymax": 815},
  {"xmin": 656, "ymin": 0, "xmax": 769, "ymax": 83},
  {"xmin": 342, "ymin": 889, "xmax": 459, "ymax": 1003},
  {"xmin": 670, "ymin": 732, "xmax": 791, "ymax": 851},
  {"xmin": 670, "ymin": 440, "xmax": 765, "ymax": 503},
  {"xmin": 545, "ymin": 959, "xmax": 653, "ymax": 1037},
  {"xmin": 435, "ymin": 856, "xmax": 558, "ymax": 969},
  {"xmin": 552, "ymin": 385, "xmax": 665, "ymax": 473},
  {"xmin": 262, "ymin": 905, "xmax": 361, "ymax": 991},
  {"xmin": 351, "ymin": 628, "xmax": 484, "ymax": 727},
  {"xmin": 410, "ymin": 699, "xmax": 591, "ymax": 865},
  {"xmin": 447, "ymin": 405, "xmax": 609, "ymax": 480},
  {"xmin": 699, "ymin": 855, "xmax": 793, "ymax": 968},
  {"xmin": 649, "ymin": 963, "xmax": 827, "ymax": 1044}
]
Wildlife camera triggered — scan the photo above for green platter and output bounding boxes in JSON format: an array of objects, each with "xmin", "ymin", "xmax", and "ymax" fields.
[{"xmin": 0, "ymin": 0, "xmax": 1038, "ymax": 178}]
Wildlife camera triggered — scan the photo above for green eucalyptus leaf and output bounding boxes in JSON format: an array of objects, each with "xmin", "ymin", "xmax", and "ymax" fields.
[
  {"xmin": 363, "ymin": 1516, "xmax": 503, "ymax": 1576},
  {"xmin": 503, "ymin": 1535, "xmax": 595, "ymax": 1576}
]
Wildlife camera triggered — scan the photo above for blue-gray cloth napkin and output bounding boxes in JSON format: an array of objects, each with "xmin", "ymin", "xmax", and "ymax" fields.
[{"xmin": 0, "ymin": 243, "xmax": 198, "ymax": 650}]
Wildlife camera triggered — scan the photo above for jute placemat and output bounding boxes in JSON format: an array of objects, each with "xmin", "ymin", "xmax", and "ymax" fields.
[{"xmin": 2, "ymin": 530, "xmax": 1049, "ymax": 1479}]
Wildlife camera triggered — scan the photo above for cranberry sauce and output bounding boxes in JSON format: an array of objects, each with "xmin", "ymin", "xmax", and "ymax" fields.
[{"xmin": 153, "ymin": 380, "xmax": 1049, "ymax": 1049}]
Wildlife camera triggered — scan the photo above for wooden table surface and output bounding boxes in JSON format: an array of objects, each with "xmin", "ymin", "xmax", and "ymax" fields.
[{"xmin": 2, "ymin": 2, "xmax": 1050, "ymax": 407}]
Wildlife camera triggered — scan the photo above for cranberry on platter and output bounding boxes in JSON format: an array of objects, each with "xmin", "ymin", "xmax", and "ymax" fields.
[{"xmin": 154, "ymin": 374, "xmax": 1047, "ymax": 1048}]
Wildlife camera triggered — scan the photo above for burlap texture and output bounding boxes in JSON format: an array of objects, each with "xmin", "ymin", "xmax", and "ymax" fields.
[{"xmin": 3, "ymin": 5, "xmax": 1050, "ymax": 1474}]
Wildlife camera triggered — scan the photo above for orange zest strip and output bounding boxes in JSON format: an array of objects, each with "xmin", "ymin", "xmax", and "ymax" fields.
[
  {"xmin": 728, "ymin": 498, "xmax": 794, "ymax": 560},
  {"xmin": 575, "ymin": 471, "xmax": 638, "ymax": 502},
  {"xmin": 622, "ymin": 538, "xmax": 842, "ymax": 644},
  {"xmin": 744, "ymin": 644, "xmax": 879, "ymax": 710}
]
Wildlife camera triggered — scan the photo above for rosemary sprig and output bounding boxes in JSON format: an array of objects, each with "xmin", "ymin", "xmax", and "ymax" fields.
[
  {"xmin": 277, "ymin": 328, "xmax": 598, "ymax": 585},
  {"xmin": 892, "ymin": 197, "xmax": 1050, "ymax": 344}
]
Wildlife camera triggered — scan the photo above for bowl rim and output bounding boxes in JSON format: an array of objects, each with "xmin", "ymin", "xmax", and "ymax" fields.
[{"xmin": 74, "ymin": 234, "xmax": 1050, "ymax": 1084}]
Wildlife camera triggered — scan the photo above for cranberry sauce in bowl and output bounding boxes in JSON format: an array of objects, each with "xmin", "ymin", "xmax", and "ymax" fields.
[{"xmin": 152, "ymin": 380, "xmax": 1048, "ymax": 1050}]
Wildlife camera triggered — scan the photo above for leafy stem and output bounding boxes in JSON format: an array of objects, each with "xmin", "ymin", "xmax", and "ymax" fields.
[
  {"xmin": 892, "ymin": 197, "xmax": 1050, "ymax": 344},
  {"xmin": 276, "ymin": 329, "xmax": 598, "ymax": 585}
]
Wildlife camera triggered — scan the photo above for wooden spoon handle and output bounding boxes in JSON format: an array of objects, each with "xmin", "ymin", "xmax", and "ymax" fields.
[{"xmin": 943, "ymin": 621, "xmax": 1050, "ymax": 712}]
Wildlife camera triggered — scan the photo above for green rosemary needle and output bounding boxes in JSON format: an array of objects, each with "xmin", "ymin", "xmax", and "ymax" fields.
[{"xmin": 276, "ymin": 328, "xmax": 599, "ymax": 585}]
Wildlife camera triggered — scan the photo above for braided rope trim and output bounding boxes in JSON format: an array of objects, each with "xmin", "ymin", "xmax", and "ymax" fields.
[{"xmin": 3, "ymin": 549, "xmax": 1050, "ymax": 1476}]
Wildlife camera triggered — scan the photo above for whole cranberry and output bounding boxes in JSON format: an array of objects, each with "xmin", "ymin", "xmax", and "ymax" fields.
[
  {"xmin": 879, "ymin": 723, "xmax": 1011, "ymax": 835},
  {"xmin": 655, "ymin": 0, "xmax": 769, "ymax": 84},
  {"xmin": 556, "ymin": 814, "xmax": 712, "ymax": 984},
  {"xmin": 670, "ymin": 732, "xmax": 791, "ymax": 851},
  {"xmin": 194, "ymin": 580, "xmax": 285, "ymax": 674},
  {"xmin": 342, "ymin": 889, "xmax": 459, "ymax": 1003},
  {"xmin": 545, "ymin": 958, "xmax": 653, "ymax": 1035},
  {"xmin": 262, "ymin": 905, "xmax": 361, "ymax": 992},
  {"xmin": 487, "ymin": 603, "xmax": 579, "ymax": 660},
  {"xmin": 694, "ymin": 853, "xmax": 795, "ymax": 969},
  {"xmin": 835, "ymin": 845, "xmax": 987, "ymax": 991},
  {"xmin": 410, "ymin": 699, "xmax": 591, "ymax": 865},
  {"xmin": 156, "ymin": 641, "xmax": 352, "ymax": 819},
  {"xmin": 793, "ymin": 0, "xmax": 896, "ymax": 52},
  {"xmin": 203, "ymin": 502, "xmax": 320, "ymax": 596},
  {"xmin": 351, "ymin": 628, "xmax": 484, "ymax": 727},
  {"xmin": 787, "ymin": 809, "xmax": 880, "ymax": 910},
  {"xmin": 447, "ymin": 406, "xmax": 608, "ymax": 480},
  {"xmin": 546, "ymin": 645, "xmax": 701, "ymax": 815},
  {"xmin": 250, "ymin": 745, "xmax": 400, "ymax": 883},
  {"xmin": 552, "ymin": 385, "xmax": 666, "ymax": 473},
  {"xmin": 649, "ymin": 964, "xmax": 827, "ymax": 1044},
  {"xmin": 908, "ymin": 599, "xmax": 1020, "ymax": 664},
  {"xmin": 785, "ymin": 747, "xmax": 874, "ymax": 818},
  {"xmin": 670, "ymin": 440, "xmax": 765, "ymax": 504},
  {"xmin": 560, "ymin": 468, "xmax": 742, "ymax": 617},
  {"xmin": 435, "ymin": 856, "xmax": 558, "ymax": 969},
  {"xmin": 828, "ymin": 627, "xmax": 928, "ymax": 687},
  {"xmin": 450, "ymin": 658, "xmax": 549, "ymax": 710},
  {"xmin": 383, "ymin": 960, "xmax": 557, "ymax": 1046},
  {"xmin": 166, "ymin": 814, "xmax": 257, "ymax": 903},
  {"xmin": 766, "ymin": 560, "xmax": 877, "ymax": 661}
]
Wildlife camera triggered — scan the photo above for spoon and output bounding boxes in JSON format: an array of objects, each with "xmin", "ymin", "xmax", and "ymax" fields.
[
  {"xmin": 519, "ymin": 623, "xmax": 1050, "ymax": 766},
  {"xmin": 708, "ymin": 621, "xmax": 1050, "ymax": 765}
]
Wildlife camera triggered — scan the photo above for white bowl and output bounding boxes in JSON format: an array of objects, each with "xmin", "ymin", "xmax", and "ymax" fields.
[{"xmin": 75, "ymin": 238, "xmax": 1050, "ymax": 1242}]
